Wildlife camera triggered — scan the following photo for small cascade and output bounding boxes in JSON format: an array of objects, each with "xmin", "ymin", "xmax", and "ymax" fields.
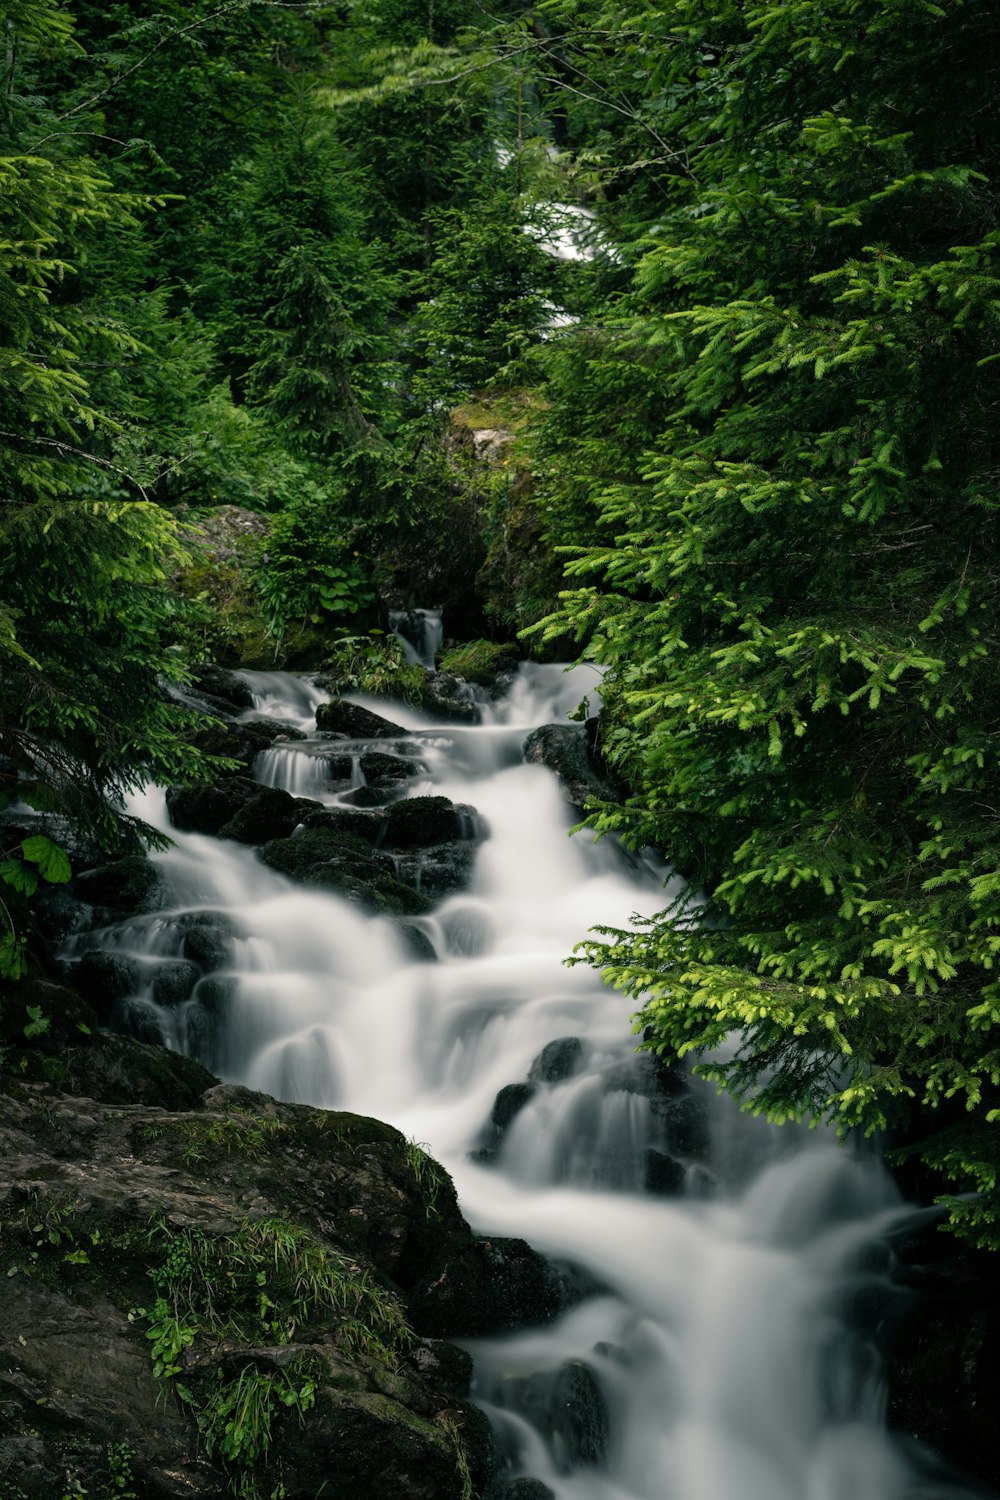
[
  {"xmin": 67, "ymin": 656, "xmax": 986, "ymax": 1500},
  {"xmin": 390, "ymin": 607, "xmax": 443, "ymax": 670}
]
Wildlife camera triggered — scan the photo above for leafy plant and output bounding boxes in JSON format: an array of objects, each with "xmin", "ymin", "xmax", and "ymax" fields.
[
  {"xmin": 404, "ymin": 1138, "xmax": 448, "ymax": 1220},
  {"xmin": 255, "ymin": 493, "xmax": 376, "ymax": 643},
  {"xmin": 0, "ymin": 833, "xmax": 72, "ymax": 983},
  {"xmin": 323, "ymin": 632, "xmax": 426, "ymax": 703}
]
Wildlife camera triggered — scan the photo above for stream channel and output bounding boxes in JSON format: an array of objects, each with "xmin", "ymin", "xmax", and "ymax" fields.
[{"xmin": 73, "ymin": 650, "xmax": 983, "ymax": 1500}]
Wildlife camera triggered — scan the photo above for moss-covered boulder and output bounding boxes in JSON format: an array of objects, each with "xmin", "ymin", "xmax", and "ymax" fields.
[
  {"xmin": 217, "ymin": 785, "xmax": 322, "ymax": 844},
  {"xmin": 258, "ymin": 827, "xmax": 432, "ymax": 916},
  {"xmin": 185, "ymin": 716, "xmax": 306, "ymax": 771},
  {"xmin": 72, "ymin": 855, "xmax": 165, "ymax": 916},
  {"xmin": 383, "ymin": 796, "xmax": 480, "ymax": 850},
  {"xmin": 0, "ymin": 1045, "xmax": 524, "ymax": 1499},
  {"xmin": 166, "ymin": 775, "xmax": 263, "ymax": 834}
]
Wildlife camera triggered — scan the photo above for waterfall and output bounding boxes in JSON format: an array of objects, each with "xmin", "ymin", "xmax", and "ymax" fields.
[
  {"xmin": 390, "ymin": 607, "xmax": 444, "ymax": 669},
  {"xmin": 71, "ymin": 663, "xmax": 982, "ymax": 1500}
]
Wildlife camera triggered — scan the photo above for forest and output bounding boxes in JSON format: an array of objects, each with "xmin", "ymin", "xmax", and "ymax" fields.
[{"xmin": 3, "ymin": 0, "xmax": 1000, "ymax": 1265}]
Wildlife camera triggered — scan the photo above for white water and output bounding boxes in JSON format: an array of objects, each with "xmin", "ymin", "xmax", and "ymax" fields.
[{"xmin": 71, "ymin": 666, "xmax": 980, "ymax": 1499}]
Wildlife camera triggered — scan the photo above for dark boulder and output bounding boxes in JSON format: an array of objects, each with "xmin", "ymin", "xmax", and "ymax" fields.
[
  {"xmin": 888, "ymin": 1227, "xmax": 1000, "ymax": 1495},
  {"xmin": 340, "ymin": 784, "xmax": 388, "ymax": 808},
  {"xmin": 384, "ymin": 796, "xmax": 480, "ymax": 849},
  {"xmin": 259, "ymin": 827, "xmax": 431, "ymax": 916},
  {"xmin": 474, "ymin": 1082, "xmax": 537, "ymax": 1164},
  {"xmin": 522, "ymin": 723, "xmax": 619, "ymax": 810},
  {"xmin": 301, "ymin": 806, "xmax": 384, "ymax": 845},
  {"xmin": 179, "ymin": 913, "xmax": 235, "ymax": 971},
  {"xmin": 410, "ymin": 1340, "xmax": 474, "ymax": 1398},
  {"xmin": 73, "ymin": 856, "xmax": 164, "ymax": 915},
  {"xmin": 551, "ymin": 1360, "xmax": 610, "ymax": 1467},
  {"xmin": 151, "ymin": 960, "xmax": 202, "ymax": 1008},
  {"xmin": 492, "ymin": 1082, "xmax": 537, "ymax": 1134},
  {"xmin": 185, "ymin": 716, "xmax": 305, "ymax": 771},
  {"xmin": 390, "ymin": 843, "xmax": 478, "ymax": 900},
  {"xmin": 72, "ymin": 950, "xmax": 140, "ymax": 1022},
  {"xmin": 0, "ymin": 1053, "xmax": 506, "ymax": 1500},
  {"xmin": 409, "ymin": 1236, "xmax": 565, "ymax": 1337},
  {"xmin": 165, "ymin": 776, "xmax": 261, "ymax": 835},
  {"xmin": 419, "ymin": 671, "xmax": 482, "ymax": 724},
  {"xmin": 645, "ymin": 1148, "xmax": 687, "ymax": 1197},
  {"xmin": 316, "ymin": 699, "xmax": 407, "ymax": 737},
  {"xmin": 360, "ymin": 750, "xmax": 424, "ymax": 792},
  {"xmin": 396, "ymin": 922, "xmax": 439, "ymax": 962},
  {"xmin": 191, "ymin": 664, "xmax": 255, "ymax": 710},
  {"xmin": 217, "ymin": 785, "xmax": 321, "ymax": 844},
  {"xmin": 501, "ymin": 1482, "xmax": 556, "ymax": 1500},
  {"xmin": 63, "ymin": 1031, "xmax": 218, "ymax": 1109},
  {"xmin": 529, "ymin": 1037, "xmax": 583, "ymax": 1084}
]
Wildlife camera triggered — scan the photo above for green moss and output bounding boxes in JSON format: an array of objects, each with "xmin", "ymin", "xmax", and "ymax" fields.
[
  {"xmin": 138, "ymin": 1217, "xmax": 413, "ymax": 1498},
  {"xmin": 438, "ymin": 639, "xmax": 518, "ymax": 685}
]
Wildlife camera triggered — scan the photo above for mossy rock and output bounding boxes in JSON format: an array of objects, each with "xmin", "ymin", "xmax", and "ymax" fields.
[
  {"xmin": 383, "ymin": 797, "xmax": 475, "ymax": 850},
  {"xmin": 73, "ymin": 856, "xmax": 165, "ymax": 915},
  {"xmin": 438, "ymin": 639, "xmax": 519, "ymax": 687},
  {"xmin": 63, "ymin": 1032, "xmax": 218, "ymax": 1109},
  {"xmin": 258, "ymin": 827, "xmax": 431, "ymax": 916}
]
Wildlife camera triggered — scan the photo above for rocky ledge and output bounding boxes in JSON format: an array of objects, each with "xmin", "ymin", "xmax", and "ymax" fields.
[{"xmin": 0, "ymin": 1025, "xmax": 567, "ymax": 1500}]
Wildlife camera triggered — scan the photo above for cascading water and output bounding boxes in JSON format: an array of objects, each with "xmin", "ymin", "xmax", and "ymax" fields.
[
  {"xmin": 390, "ymin": 606, "xmax": 444, "ymax": 669},
  {"xmin": 68, "ymin": 664, "xmax": 985, "ymax": 1500}
]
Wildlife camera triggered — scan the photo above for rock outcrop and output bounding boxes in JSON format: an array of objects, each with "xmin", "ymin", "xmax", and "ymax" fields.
[{"xmin": 0, "ymin": 1030, "xmax": 566, "ymax": 1500}]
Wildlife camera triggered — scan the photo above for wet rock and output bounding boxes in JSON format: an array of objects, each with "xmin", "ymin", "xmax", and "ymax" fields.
[
  {"xmin": 0, "ymin": 1045, "xmax": 505, "ymax": 1500},
  {"xmin": 259, "ymin": 827, "xmax": 431, "ymax": 916},
  {"xmin": 360, "ymin": 750, "xmax": 423, "ymax": 791},
  {"xmin": 492, "ymin": 1082, "xmax": 537, "ymax": 1134},
  {"xmin": 340, "ymin": 784, "xmax": 388, "ymax": 808},
  {"xmin": 410, "ymin": 1339, "xmax": 474, "ymax": 1398},
  {"xmin": 474, "ymin": 1081, "xmax": 537, "ymax": 1165},
  {"xmin": 409, "ymin": 1236, "xmax": 565, "ymax": 1337},
  {"xmin": 179, "ymin": 913, "xmax": 235, "ymax": 971},
  {"xmin": 151, "ymin": 960, "xmax": 202, "ymax": 1008},
  {"xmin": 602, "ymin": 1051, "xmax": 686, "ymax": 1099},
  {"xmin": 396, "ymin": 921, "xmax": 439, "ymax": 962},
  {"xmin": 63, "ymin": 1031, "xmax": 217, "ymax": 1109},
  {"xmin": 186, "ymin": 715, "xmax": 306, "ymax": 771},
  {"xmin": 73, "ymin": 856, "xmax": 165, "ymax": 915},
  {"xmin": 71, "ymin": 950, "xmax": 140, "ymax": 1021},
  {"xmin": 419, "ymin": 671, "xmax": 482, "ymax": 723},
  {"xmin": 302, "ymin": 806, "xmax": 385, "ymax": 844},
  {"xmin": 651, "ymin": 1094, "xmax": 708, "ymax": 1160},
  {"xmin": 191, "ymin": 664, "xmax": 255, "ymax": 710},
  {"xmin": 529, "ymin": 1037, "xmax": 583, "ymax": 1084},
  {"xmin": 384, "ymin": 796, "xmax": 479, "ymax": 850},
  {"xmin": 316, "ymin": 699, "xmax": 407, "ymax": 737},
  {"xmin": 217, "ymin": 785, "xmax": 321, "ymax": 844},
  {"xmin": 522, "ymin": 723, "xmax": 619, "ymax": 810},
  {"xmin": 551, "ymin": 1359, "xmax": 610, "ymax": 1467},
  {"xmin": 645, "ymin": 1148, "xmax": 687, "ymax": 1197},
  {"xmin": 390, "ymin": 843, "xmax": 478, "ymax": 900},
  {"xmin": 32, "ymin": 888, "xmax": 92, "ymax": 946},
  {"xmin": 165, "ymin": 775, "xmax": 261, "ymax": 835},
  {"xmin": 501, "ymin": 1481, "xmax": 556, "ymax": 1500}
]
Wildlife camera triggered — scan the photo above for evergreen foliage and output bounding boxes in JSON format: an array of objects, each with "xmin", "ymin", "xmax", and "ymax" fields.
[{"xmin": 530, "ymin": 0, "xmax": 1000, "ymax": 1243}]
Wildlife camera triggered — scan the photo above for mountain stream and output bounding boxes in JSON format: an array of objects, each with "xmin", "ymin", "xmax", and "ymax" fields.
[{"xmin": 73, "ymin": 660, "xmax": 983, "ymax": 1500}]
